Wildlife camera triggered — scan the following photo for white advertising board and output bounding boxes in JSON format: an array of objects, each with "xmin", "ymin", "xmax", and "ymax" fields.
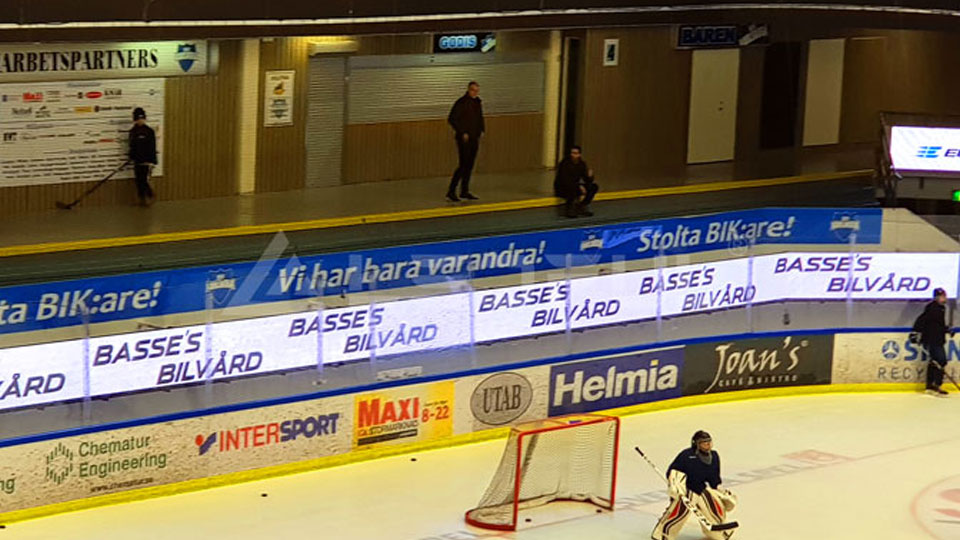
[
  {"xmin": 0, "ymin": 252, "xmax": 955, "ymax": 411},
  {"xmin": 0, "ymin": 41, "xmax": 209, "ymax": 83},
  {"xmin": 889, "ymin": 125, "xmax": 960, "ymax": 175},
  {"xmin": 0, "ymin": 78, "xmax": 164, "ymax": 187},
  {"xmin": 833, "ymin": 332, "xmax": 960, "ymax": 384}
]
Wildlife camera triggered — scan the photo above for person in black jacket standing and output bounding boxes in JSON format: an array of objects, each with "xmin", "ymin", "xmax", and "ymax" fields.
[
  {"xmin": 446, "ymin": 81, "xmax": 484, "ymax": 202},
  {"xmin": 554, "ymin": 146, "xmax": 599, "ymax": 218},
  {"xmin": 912, "ymin": 287, "xmax": 954, "ymax": 396},
  {"xmin": 129, "ymin": 107, "xmax": 158, "ymax": 207}
]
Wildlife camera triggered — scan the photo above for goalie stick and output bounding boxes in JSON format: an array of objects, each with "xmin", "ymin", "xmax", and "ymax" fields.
[{"xmin": 634, "ymin": 447, "xmax": 739, "ymax": 533}]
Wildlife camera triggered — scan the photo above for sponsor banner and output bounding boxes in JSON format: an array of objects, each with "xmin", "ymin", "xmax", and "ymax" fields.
[
  {"xmin": 832, "ymin": 333, "xmax": 960, "ymax": 384},
  {"xmin": 684, "ymin": 335, "xmax": 834, "ymax": 395},
  {"xmin": 548, "ymin": 349, "xmax": 683, "ymax": 416},
  {"xmin": 0, "ymin": 391, "xmax": 351, "ymax": 513},
  {"xmin": 354, "ymin": 382, "xmax": 454, "ymax": 449},
  {"xmin": 889, "ymin": 126, "xmax": 960, "ymax": 175},
  {"xmin": 473, "ymin": 252, "xmax": 956, "ymax": 346},
  {"xmin": 0, "ymin": 78, "xmax": 164, "ymax": 187},
  {"xmin": 0, "ymin": 41, "xmax": 209, "ymax": 83},
  {"xmin": 676, "ymin": 24, "xmax": 769, "ymax": 48},
  {"xmin": 0, "ymin": 294, "xmax": 470, "ymax": 411},
  {"xmin": 1, "ymin": 251, "xmax": 954, "ymax": 412},
  {"xmin": 752, "ymin": 252, "xmax": 959, "ymax": 301},
  {"xmin": 453, "ymin": 366, "xmax": 549, "ymax": 433},
  {"xmin": 190, "ymin": 394, "xmax": 351, "ymax": 468},
  {"xmin": 0, "ymin": 207, "xmax": 881, "ymax": 336},
  {"xmin": 433, "ymin": 33, "xmax": 497, "ymax": 54}
]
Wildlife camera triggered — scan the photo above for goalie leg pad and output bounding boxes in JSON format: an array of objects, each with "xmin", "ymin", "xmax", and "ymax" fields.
[
  {"xmin": 693, "ymin": 490, "xmax": 736, "ymax": 540},
  {"xmin": 651, "ymin": 495, "xmax": 690, "ymax": 540}
]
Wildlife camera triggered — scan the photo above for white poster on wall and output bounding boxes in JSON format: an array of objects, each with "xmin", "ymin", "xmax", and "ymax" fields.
[
  {"xmin": 264, "ymin": 70, "xmax": 295, "ymax": 127},
  {"xmin": 0, "ymin": 78, "xmax": 164, "ymax": 187},
  {"xmin": 603, "ymin": 39, "xmax": 620, "ymax": 67}
]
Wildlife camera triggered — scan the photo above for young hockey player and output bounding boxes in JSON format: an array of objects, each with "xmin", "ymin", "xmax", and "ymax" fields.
[{"xmin": 652, "ymin": 431, "xmax": 737, "ymax": 540}]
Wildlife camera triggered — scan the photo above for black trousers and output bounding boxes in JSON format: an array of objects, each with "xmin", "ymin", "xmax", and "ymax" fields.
[
  {"xmin": 926, "ymin": 343, "xmax": 947, "ymax": 389},
  {"xmin": 563, "ymin": 181, "xmax": 599, "ymax": 216},
  {"xmin": 134, "ymin": 164, "xmax": 154, "ymax": 200},
  {"xmin": 448, "ymin": 136, "xmax": 479, "ymax": 195}
]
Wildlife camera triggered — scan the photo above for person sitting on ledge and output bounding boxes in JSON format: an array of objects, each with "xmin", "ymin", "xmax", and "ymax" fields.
[{"xmin": 554, "ymin": 145, "xmax": 598, "ymax": 218}]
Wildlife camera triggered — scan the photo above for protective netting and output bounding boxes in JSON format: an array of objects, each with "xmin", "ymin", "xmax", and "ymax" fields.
[{"xmin": 465, "ymin": 415, "xmax": 619, "ymax": 530}]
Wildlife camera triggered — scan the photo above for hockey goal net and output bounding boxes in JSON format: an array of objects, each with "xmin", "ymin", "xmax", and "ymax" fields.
[{"xmin": 464, "ymin": 414, "xmax": 620, "ymax": 531}]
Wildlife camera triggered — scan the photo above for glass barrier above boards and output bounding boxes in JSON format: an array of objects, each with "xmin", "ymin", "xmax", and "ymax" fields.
[{"xmin": 0, "ymin": 249, "xmax": 950, "ymax": 418}]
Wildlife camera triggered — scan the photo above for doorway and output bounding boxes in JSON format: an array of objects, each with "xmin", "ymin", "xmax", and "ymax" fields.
[
  {"xmin": 558, "ymin": 35, "xmax": 583, "ymax": 162},
  {"xmin": 759, "ymin": 42, "xmax": 803, "ymax": 150}
]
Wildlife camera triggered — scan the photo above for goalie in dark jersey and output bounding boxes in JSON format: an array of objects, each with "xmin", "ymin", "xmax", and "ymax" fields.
[{"xmin": 652, "ymin": 431, "xmax": 738, "ymax": 540}]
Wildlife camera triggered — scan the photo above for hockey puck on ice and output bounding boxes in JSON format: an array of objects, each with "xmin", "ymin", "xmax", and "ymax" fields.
[
  {"xmin": 261, "ymin": 493, "xmax": 268, "ymax": 497},
  {"xmin": 596, "ymin": 509, "xmax": 602, "ymax": 513},
  {"xmin": 525, "ymin": 518, "xmax": 532, "ymax": 523},
  {"xmin": 410, "ymin": 458, "xmax": 417, "ymax": 462}
]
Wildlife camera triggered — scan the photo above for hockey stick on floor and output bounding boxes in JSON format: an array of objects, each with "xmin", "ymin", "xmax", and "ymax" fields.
[
  {"xmin": 634, "ymin": 447, "xmax": 739, "ymax": 532},
  {"xmin": 55, "ymin": 160, "xmax": 130, "ymax": 210}
]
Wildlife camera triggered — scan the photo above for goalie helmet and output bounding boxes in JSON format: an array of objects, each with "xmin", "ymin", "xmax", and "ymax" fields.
[{"xmin": 691, "ymin": 430, "xmax": 712, "ymax": 448}]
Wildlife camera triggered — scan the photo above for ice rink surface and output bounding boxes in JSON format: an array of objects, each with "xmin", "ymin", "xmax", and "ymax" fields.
[{"xmin": 9, "ymin": 391, "xmax": 960, "ymax": 540}]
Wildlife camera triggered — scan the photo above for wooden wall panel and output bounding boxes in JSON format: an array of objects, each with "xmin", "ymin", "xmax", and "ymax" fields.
[
  {"xmin": 734, "ymin": 46, "xmax": 765, "ymax": 161},
  {"xmin": 839, "ymin": 30, "xmax": 960, "ymax": 145},
  {"xmin": 356, "ymin": 35, "xmax": 432, "ymax": 56},
  {"xmin": 0, "ymin": 40, "xmax": 242, "ymax": 216},
  {"xmin": 579, "ymin": 27, "xmax": 691, "ymax": 184},
  {"xmin": 163, "ymin": 39, "xmax": 241, "ymax": 200},
  {"xmin": 342, "ymin": 113, "xmax": 543, "ymax": 183},
  {"xmin": 881, "ymin": 30, "xmax": 960, "ymax": 116},
  {"xmin": 839, "ymin": 37, "xmax": 887, "ymax": 144},
  {"xmin": 475, "ymin": 114, "xmax": 544, "ymax": 172},
  {"xmin": 256, "ymin": 37, "xmax": 310, "ymax": 193},
  {"xmin": 342, "ymin": 123, "xmax": 396, "ymax": 182}
]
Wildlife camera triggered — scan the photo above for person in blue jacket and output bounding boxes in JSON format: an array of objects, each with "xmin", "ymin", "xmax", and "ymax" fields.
[{"xmin": 652, "ymin": 431, "xmax": 737, "ymax": 540}]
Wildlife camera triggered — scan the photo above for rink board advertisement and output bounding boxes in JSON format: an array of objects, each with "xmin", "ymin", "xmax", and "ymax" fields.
[
  {"xmin": 0, "ymin": 78, "xmax": 165, "ymax": 188},
  {"xmin": 0, "ymin": 363, "xmax": 542, "ymax": 516},
  {"xmin": 353, "ymin": 381, "xmax": 455, "ymax": 449},
  {"xmin": 548, "ymin": 349, "xmax": 684, "ymax": 415},
  {"xmin": 0, "ymin": 392, "xmax": 351, "ymax": 514},
  {"xmin": 453, "ymin": 366, "xmax": 550, "ymax": 433},
  {"xmin": 0, "ymin": 251, "xmax": 954, "ymax": 412},
  {"xmin": 683, "ymin": 335, "xmax": 834, "ymax": 395},
  {"xmin": 832, "ymin": 333, "xmax": 960, "ymax": 384},
  {"xmin": 0, "ymin": 327, "xmax": 942, "ymax": 518},
  {"xmin": 0, "ymin": 207, "xmax": 881, "ymax": 335}
]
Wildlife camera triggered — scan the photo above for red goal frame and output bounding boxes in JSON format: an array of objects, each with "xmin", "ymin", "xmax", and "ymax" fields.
[{"xmin": 464, "ymin": 414, "xmax": 621, "ymax": 531}]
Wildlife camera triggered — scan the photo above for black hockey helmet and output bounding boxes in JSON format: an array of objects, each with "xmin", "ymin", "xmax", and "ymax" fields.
[
  {"xmin": 934, "ymin": 287, "xmax": 947, "ymax": 299},
  {"xmin": 133, "ymin": 107, "xmax": 146, "ymax": 121},
  {"xmin": 691, "ymin": 430, "xmax": 712, "ymax": 448}
]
